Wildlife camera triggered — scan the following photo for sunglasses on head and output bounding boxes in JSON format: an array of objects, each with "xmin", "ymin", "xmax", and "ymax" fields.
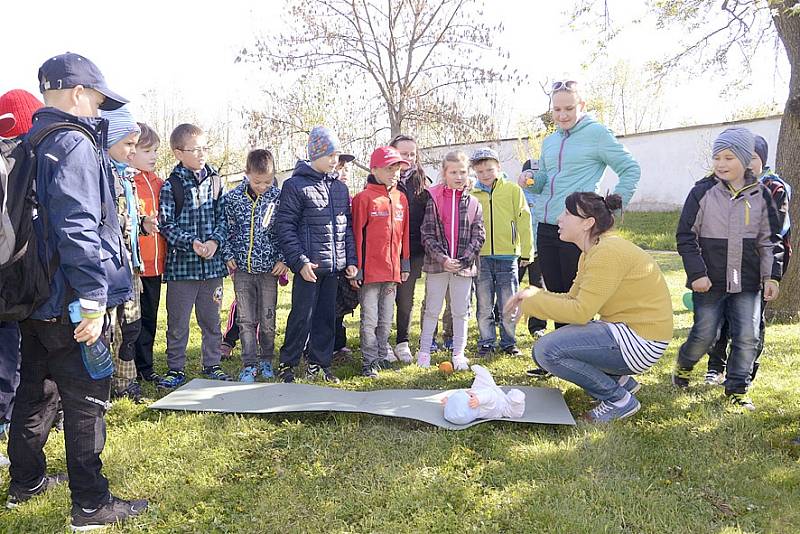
[{"xmin": 551, "ymin": 80, "xmax": 578, "ymax": 92}]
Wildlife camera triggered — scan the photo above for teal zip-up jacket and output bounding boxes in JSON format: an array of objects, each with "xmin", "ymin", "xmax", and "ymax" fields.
[{"xmin": 526, "ymin": 115, "xmax": 640, "ymax": 225}]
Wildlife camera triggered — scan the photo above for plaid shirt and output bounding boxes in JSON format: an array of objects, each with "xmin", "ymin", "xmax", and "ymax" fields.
[
  {"xmin": 159, "ymin": 163, "xmax": 228, "ymax": 281},
  {"xmin": 421, "ymin": 184, "xmax": 485, "ymax": 276}
]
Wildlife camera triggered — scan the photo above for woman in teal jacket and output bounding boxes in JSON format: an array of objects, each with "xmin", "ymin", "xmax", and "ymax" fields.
[{"xmin": 527, "ymin": 80, "xmax": 640, "ymax": 324}]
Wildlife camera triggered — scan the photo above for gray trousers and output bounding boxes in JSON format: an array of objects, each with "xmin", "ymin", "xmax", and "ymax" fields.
[
  {"xmin": 359, "ymin": 282, "xmax": 396, "ymax": 368},
  {"xmin": 233, "ymin": 271, "xmax": 278, "ymax": 366},
  {"xmin": 165, "ymin": 278, "xmax": 224, "ymax": 370}
]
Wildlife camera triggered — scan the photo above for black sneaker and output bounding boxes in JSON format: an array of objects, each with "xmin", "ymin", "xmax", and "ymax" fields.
[
  {"xmin": 672, "ymin": 366, "xmax": 692, "ymax": 389},
  {"xmin": 137, "ymin": 371, "xmax": 162, "ymax": 383},
  {"xmin": 113, "ymin": 381, "xmax": 143, "ymax": 404},
  {"xmin": 308, "ymin": 364, "xmax": 340, "ymax": 384},
  {"xmin": 361, "ymin": 364, "xmax": 380, "ymax": 379},
  {"xmin": 70, "ymin": 493, "xmax": 148, "ymax": 532},
  {"xmin": 278, "ymin": 363, "xmax": 295, "ymax": 383},
  {"xmin": 322, "ymin": 367, "xmax": 340, "ymax": 384},
  {"xmin": 525, "ymin": 367, "xmax": 552, "ymax": 378},
  {"xmin": 503, "ymin": 345, "xmax": 522, "ymax": 357},
  {"xmin": 6, "ymin": 473, "xmax": 68, "ymax": 509},
  {"xmin": 477, "ymin": 345, "xmax": 494, "ymax": 357}
]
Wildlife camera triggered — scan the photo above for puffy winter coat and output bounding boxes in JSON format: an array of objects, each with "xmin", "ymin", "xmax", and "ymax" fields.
[{"xmin": 275, "ymin": 160, "xmax": 356, "ymax": 274}]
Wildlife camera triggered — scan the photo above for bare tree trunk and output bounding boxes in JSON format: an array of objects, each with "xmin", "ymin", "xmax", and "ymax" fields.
[{"xmin": 768, "ymin": 3, "xmax": 800, "ymax": 322}]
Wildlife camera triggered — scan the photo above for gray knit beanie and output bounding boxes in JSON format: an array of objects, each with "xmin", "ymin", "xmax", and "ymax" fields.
[{"xmin": 713, "ymin": 127, "xmax": 754, "ymax": 171}]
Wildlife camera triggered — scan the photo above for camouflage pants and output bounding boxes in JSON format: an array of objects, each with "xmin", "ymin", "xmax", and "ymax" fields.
[{"xmin": 111, "ymin": 275, "xmax": 142, "ymax": 392}]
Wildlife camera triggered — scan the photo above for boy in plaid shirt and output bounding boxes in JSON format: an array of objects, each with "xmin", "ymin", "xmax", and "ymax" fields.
[{"xmin": 158, "ymin": 123, "xmax": 232, "ymax": 388}]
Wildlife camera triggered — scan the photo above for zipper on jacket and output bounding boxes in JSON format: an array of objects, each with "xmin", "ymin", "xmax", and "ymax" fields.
[
  {"xmin": 327, "ymin": 179, "xmax": 336, "ymax": 272},
  {"xmin": 450, "ymin": 189, "xmax": 457, "ymax": 258},
  {"xmin": 389, "ymin": 190, "xmax": 395, "ymax": 279},
  {"xmin": 143, "ymin": 176, "xmax": 160, "ymax": 274},
  {"xmin": 489, "ymin": 183, "xmax": 495, "ymax": 256},
  {"xmin": 246, "ymin": 193, "xmax": 258, "ymax": 272},
  {"xmin": 544, "ymin": 131, "xmax": 570, "ymax": 223}
]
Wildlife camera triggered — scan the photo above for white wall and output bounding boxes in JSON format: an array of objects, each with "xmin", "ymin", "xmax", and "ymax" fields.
[{"xmin": 419, "ymin": 115, "xmax": 782, "ymax": 211}]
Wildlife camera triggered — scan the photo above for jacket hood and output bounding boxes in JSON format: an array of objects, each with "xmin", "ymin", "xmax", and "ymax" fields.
[
  {"xmin": 556, "ymin": 113, "xmax": 597, "ymax": 136},
  {"xmin": 292, "ymin": 159, "xmax": 332, "ymax": 182}
]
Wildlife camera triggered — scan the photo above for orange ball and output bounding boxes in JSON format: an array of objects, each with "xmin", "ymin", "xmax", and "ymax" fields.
[{"xmin": 438, "ymin": 361, "xmax": 454, "ymax": 375}]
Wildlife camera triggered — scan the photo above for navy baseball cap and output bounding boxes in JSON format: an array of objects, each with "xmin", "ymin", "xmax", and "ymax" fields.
[{"xmin": 37, "ymin": 52, "xmax": 128, "ymax": 111}]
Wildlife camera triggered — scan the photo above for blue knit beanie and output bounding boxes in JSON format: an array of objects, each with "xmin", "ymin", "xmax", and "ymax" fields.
[
  {"xmin": 713, "ymin": 127, "xmax": 754, "ymax": 171},
  {"xmin": 754, "ymin": 135, "xmax": 768, "ymax": 167},
  {"xmin": 102, "ymin": 106, "xmax": 140, "ymax": 148},
  {"xmin": 307, "ymin": 126, "xmax": 341, "ymax": 161}
]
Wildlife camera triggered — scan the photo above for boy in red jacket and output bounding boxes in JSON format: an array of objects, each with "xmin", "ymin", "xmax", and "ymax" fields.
[{"xmin": 351, "ymin": 147, "xmax": 411, "ymax": 377}]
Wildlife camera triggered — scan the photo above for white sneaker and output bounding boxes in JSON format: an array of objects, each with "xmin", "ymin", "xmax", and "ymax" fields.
[
  {"xmin": 394, "ymin": 342, "xmax": 413, "ymax": 363},
  {"xmin": 452, "ymin": 354, "xmax": 469, "ymax": 371},
  {"xmin": 384, "ymin": 343, "xmax": 398, "ymax": 363},
  {"xmin": 0, "ymin": 452, "xmax": 9, "ymax": 468},
  {"xmin": 416, "ymin": 352, "xmax": 431, "ymax": 368}
]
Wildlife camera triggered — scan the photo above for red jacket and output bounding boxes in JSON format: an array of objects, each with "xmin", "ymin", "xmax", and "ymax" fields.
[
  {"xmin": 352, "ymin": 178, "xmax": 410, "ymax": 284},
  {"xmin": 133, "ymin": 170, "xmax": 167, "ymax": 276}
]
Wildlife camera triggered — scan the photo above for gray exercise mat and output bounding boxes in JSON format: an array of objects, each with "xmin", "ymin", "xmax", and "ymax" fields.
[{"xmin": 149, "ymin": 379, "xmax": 576, "ymax": 429}]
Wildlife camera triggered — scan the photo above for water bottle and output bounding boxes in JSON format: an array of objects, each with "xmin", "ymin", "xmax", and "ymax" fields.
[{"xmin": 68, "ymin": 301, "xmax": 114, "ymax": 380}]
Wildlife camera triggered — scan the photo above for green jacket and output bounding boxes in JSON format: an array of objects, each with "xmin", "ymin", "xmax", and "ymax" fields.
[{"xmin": 472, "ymin": 178, "xmax": 533, "ymax": 260}]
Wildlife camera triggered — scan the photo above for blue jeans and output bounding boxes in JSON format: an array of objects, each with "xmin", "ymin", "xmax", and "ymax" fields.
[
  {"xmin": 533, "ymin": 322, "xmax": 633, "ymax": 402},
  {"xmin": 678, "ymin": 291, "xmax": 761, "ymax": 394},
  {"xmin": 475, "ymin": 257, "xmax": 519, "ymax": 349}
]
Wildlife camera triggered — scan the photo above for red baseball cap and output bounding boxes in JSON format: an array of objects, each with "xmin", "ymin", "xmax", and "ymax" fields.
[{"xmin": 369, "ymin": 146, "xmax": 410, "ymax": 170}]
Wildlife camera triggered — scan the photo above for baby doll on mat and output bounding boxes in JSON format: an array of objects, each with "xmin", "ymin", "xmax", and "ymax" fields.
[{"xmin": 441, "ymin": 365, "xmax": 526, "ymax": 425}]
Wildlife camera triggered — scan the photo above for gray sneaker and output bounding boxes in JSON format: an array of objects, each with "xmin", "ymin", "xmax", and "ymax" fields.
[
  {"xmin": 583, "ymin": 396, "xmax": 641, "ymax": 423},
  {"xmin": 618, "ymin": 376, "xmax": 641, "ymax": 394}
]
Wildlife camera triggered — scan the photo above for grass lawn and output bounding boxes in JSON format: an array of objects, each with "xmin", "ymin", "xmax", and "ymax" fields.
[
  {"xmin": 616, "ymin": 211, "xmax": 680, "ymax": 252},
  {"xmin": 2, "ymin": 250, "xmax": 799, "ymax": 533}
]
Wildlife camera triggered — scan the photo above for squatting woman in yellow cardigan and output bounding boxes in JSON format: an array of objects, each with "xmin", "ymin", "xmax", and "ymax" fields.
[{"xmin": 505, "ymin": 192, "xmax": 673, "ymax": 423}]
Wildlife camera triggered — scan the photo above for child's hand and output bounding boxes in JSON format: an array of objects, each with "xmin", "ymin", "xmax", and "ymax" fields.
[
  {"xmin": 226, "ymin": 259, "xmax": 238, "ymax": 273},
  {"xmin": 300, "ymin": 262, "xmax": 318, "ymax": 282},
  {"xmin": 201, "ymin": 240, "xmax": 218, "ymax": 259},
  {"xmin": 691, "ymin": 276, "xmax": 712, "ymax": 293},
  {"xmin": 443, "ymin": 259, "xmax": 461, "ymax": 273},
  {"xmin": 271, "ymin": 261, "xmax": 289, "ymax": 277},
  {"xmin": 344, "ymin": 265, "xmax": 358, "ymax": 279},
  {"xmin": 764, "ymin": 280, "xmax": 780, "ymax": 301},
  {"xmin": 467, "ymin": 391, "xmax": 479, "ymax": 409},
  {"xmin": 193, "ymin": 240, "xmax": 207, "ymax": 257},
  {"xmin": 142, "ymin": 215, "xmax": 159, "ymax": 234},
  {"xmin": 349, "ymin": 279, "xmax": 362, "ymax": 290},
  {"xmin": 504, "ymin": 287, "xmax": 539, "ymax": 323},
  {"xmin": 401, "ymin": 271, "xmax": 410, "ymax": 282},
  {"xmin": 74, "ymin": 315, "xmax": 104, "ymax": 346}
]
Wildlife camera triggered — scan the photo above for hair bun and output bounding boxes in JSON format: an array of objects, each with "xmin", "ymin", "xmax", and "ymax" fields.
[{"xmin": 604, "ymin": 194, "xmax": 623, "ymax": 212}]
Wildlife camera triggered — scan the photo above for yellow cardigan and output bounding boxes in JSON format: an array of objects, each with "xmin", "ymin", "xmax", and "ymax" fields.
[{"xmin": 521, "ymin": 234, "xmax": 673, "ymax": 341}]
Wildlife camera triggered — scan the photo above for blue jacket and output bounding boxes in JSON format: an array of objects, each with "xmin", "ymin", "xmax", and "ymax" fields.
[
  {"xmin": 526, "ymin": 115, "xmax": 640, "ymax": 225},
  {"xmin": 222, "ymin": 181, "xmax": 284, "ymax": 274},
  {"xmin": 28, "ymin": 107, "xmax": 132, "ymax": 320},
  {"xmin": 159, "ymin": 163, "xmax": 228, "ymax": 281},
  {"xmin": 275, "ymin": 160, "xmax": 356, "ymax": 274}
]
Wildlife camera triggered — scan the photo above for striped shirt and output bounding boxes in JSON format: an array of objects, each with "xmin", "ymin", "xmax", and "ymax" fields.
[{"xmin": 603, "ymin": 321, "xmax": 670, "ymax": 374}]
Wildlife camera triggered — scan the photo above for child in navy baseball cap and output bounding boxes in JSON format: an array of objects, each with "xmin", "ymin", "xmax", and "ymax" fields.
[{"xmin": 38, "ymin": 52, "xmax": 128, "ymax": 112}]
